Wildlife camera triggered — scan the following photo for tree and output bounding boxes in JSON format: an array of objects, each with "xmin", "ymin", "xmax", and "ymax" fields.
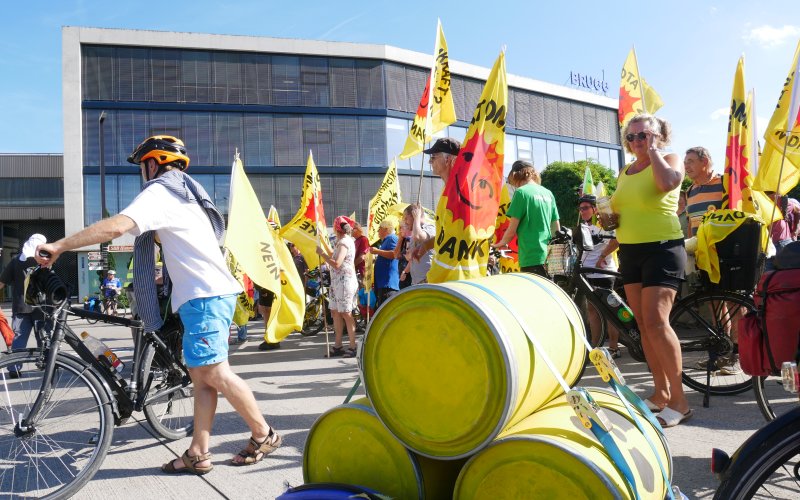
[{"xmin": 540, "ymin": 160, "xmax": 618, "ymax": 227}]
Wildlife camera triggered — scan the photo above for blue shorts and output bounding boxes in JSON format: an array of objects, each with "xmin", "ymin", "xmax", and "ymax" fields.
[{"xmin": 177, "ymin": 294, "xmax": 237, "ymax": 368}]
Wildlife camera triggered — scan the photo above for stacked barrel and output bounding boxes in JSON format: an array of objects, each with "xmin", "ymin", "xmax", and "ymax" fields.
[{"xmin": 303, "ymin": 273, "xmax": 671, "ymax": 499}]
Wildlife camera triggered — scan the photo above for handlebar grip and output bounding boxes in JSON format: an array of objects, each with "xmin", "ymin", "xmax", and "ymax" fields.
[{"xmin": 38, "ymin": 250, "xmax": 52, "ymax": 258}]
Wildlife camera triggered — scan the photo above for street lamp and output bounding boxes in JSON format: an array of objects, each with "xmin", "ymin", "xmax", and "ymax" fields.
[{"xmin": 99, "ymin": 111, "xmax": 107, "ymax": 271}]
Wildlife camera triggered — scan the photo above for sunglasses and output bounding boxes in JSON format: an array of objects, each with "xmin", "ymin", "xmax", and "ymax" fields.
[{"xmin": 625, "ymin": 132, "xmax": 648, "ymax": 142}]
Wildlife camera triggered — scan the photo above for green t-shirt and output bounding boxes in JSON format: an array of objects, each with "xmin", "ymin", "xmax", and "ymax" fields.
[{"xmin": 506, "ymin": 183, "xmax": 559, "ymax": 267}]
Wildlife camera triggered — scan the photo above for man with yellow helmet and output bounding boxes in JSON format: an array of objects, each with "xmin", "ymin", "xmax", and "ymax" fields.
[{"xmin": 36, "ymin": 135, "xmax": 281, "ymax": 475}]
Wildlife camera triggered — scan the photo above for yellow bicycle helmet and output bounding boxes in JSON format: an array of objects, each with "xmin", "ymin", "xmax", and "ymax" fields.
[{"xmin": 127, "ymin": 135, "xmax": 190, "ymax": 170}]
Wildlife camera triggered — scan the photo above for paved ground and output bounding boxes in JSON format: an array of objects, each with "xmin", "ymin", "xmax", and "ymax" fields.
[{"xmin": 1, "ymin": 304, "xmax": 775, "ymax": 499}]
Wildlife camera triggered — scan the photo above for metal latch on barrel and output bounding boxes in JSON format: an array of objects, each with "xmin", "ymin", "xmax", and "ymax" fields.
[
  {"xmin": 589, "ymin": 347, "xmax": 626, "ymax": 385},
  {"xmin": 567, "ymin": 388, "xmax": 612, "ymax": 431}
]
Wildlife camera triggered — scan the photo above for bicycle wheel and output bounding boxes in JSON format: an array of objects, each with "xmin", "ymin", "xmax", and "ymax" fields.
[
  {"xmin": 671, "ymin": 291, "xmax": 755, "ymax": 395},
  {"xmin": 301, "ymin": 298, "xmax": 325, "ymax": 336},
  {"xmin": 575, "ymin": 291, "xmax": 607, "ymax": 349},
  {"xmin": 753, "ymin": 375, "xmax": 798, "ymax": 422},
  {"xmin": 0, "ymin": 351, "xmax": 114, "ymax": 499},
  {"xmin": 714, "ymin": 407, "xmax": 800, "ymax": 499},
  {"xmin": 140, "ymin": 334, "xmax": 194, "ymax": 440}
]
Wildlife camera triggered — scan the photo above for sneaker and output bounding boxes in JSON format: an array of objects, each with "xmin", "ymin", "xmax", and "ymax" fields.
[
  {"xmin": 718, "ymin": 354, "xmax": 742, "ymax": 375},
  {"xmin": 229, "ymin": 336, "xmax": 248, "ymax": 345},
  {"xmin": 258, "ymin": 341, "xmax": 281, "ymax": 351},
  {"xmin": 608, "ymin": 347, "xmax": 623, "ymax": 359}
]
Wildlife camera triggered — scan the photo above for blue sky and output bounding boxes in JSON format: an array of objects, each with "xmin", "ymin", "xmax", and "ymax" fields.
[{"xmin": 2, "ymin": 0, "xmax": 799, "ymax": 173}]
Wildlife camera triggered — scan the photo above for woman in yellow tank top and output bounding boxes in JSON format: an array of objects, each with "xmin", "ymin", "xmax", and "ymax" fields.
[{"xmin": 611, "ymin": 114, "xmax": 691, "ymax": 428}]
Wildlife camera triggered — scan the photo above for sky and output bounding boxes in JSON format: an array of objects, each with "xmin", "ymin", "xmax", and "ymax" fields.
[{"xmin": 2, "ymin": 0, "xmax": 800, "ymax": 174}]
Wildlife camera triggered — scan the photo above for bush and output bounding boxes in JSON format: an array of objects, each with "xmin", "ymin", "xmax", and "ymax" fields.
[{"xmin": 540, "ymin": 160, "xmax": 618, "ymax": 227}]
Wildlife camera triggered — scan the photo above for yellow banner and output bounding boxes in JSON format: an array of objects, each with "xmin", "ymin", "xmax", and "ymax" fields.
[
  {"xmin": 264, "ymin": 227, "xmax": 304, "ymax": 343},
  {"xmin": 367, "ymin": 159, "xmax": 402, "ymax": 243},
  {"xmin": 399, "ymin": 19, "xmax": 457, "ymax": 159},
  {"xmin": 493, "ymin": 183, "xmax": 519, "ymax": 272},
  {"xmin": 619, "ymin": 47, "xmax": 663, "ymax": 128},
  {"xmin": 753, "ymin": 40, "xmax": 800, "ymax": 194},
  {"xmin": 279, "ymin": 152, "xmax": 332, "ymax": 270},
  {"xmin": 267, "ymin": 205, "xmax": 281, "ymax": 228},
  {"xmin": 224, "ymin": 156, "xmax": 282, "ymax": 296},
  {"xmin": 428, "ymin": 51, "xmax": 507, "ymax": 283},
  {"xmin": 226, "ymin": 251, "xmax": 255, "ymax": 327}
]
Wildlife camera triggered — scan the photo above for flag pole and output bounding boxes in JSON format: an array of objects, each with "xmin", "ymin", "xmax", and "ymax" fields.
[
  {"xmin": 632, "ymin": 45, "xmax": 647, "ymax": 113},
  {"xmin": 416, "ymin": 21, "xmax": 441, "ymax": 206}
]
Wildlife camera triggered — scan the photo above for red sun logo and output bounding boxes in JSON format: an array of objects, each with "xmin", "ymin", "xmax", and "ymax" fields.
[
  {"xmin": 303, "ymin": 191, "xmax": 327, "ymax": 228},
  {"xmin": 618, "ymin": 85, "xmax": 641, "ymax": 124},
  {"xmin": 443, "ymin": 132, "xmax": 503, "ymax": 229},
  {"xmin": 724, "ymin": 134, "xmax": 748, "ymax": 208}
]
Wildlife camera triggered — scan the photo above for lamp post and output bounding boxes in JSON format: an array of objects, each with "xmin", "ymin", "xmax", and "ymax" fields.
[{"xmin": 99, "ymin": 111, "xmax": 107, "ymax": 271}]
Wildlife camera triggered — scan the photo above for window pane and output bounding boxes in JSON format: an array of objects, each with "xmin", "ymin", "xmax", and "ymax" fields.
[
  {"xmin": 516, "ymin": 136, "xmax": 532, "ymax": 161},
  {"xmin": 447, "ymin": 125, "xmax": 467, "ymax": 144},
  {"xmin": 183, "ymin": 112, "xmax": 214, "ymax": 166},
  {"xmin": 574, "ymin": 143, "xmax": 586, "ymax": 162},
  {"xmin": 386, "ymin": 117, "xmax": 410, "ymax": 169},
  {"xmin": 610, "ymin": 150, "xmax": 621, "ymax": 172},
  {"xmin": 300, "ymin": 57, "xmax": 330, "ymax": 107},
  {"xmin": 586, "ymin": 146, "xmax": 599, "ymax": 163},
  {"xmin": 193, "ymin": 175, "xmax": 215, "ymax": 202},
  {"xmin": 303, "ymin": 115, "xmax": 332, "ymax": 166},
  {"xmin": 215, "ymin": 175, "xmax": 231, "ymax": 214},
  {"xmin": 0, "ymin": 179, "xmax": 63, "ymax": 206},
  {"xmin": 272, "ymin": 55, "xmax": 301, "ymax": 106},
  {"xmin": 243, "ymin": 114, "xmax": 274, "ymax": 167},
  {"xmin": 560, "ymin": 142, "xmax": 574, "ymax": 163},
  {"xmin": 215, "ymin": 113, "xmax": 243, "ymax": 166},
  {"xmin": 331, "ymin": 116, "xmax": 359, "ymax": 167},
  {"xmin": 84, "ymin": 175, "xmax": 101, "ymax": 226},
  {"xmin": 359, "ymin": 117, "xmax": 386, "ymax": 167},
  {"xmin": 598, "ymin": 148, "xmax": 611, "ymax": 169},
  {"xmin": 118, "ymin": 175, "xmax": 142, "ymax": 209},
  {"xmin": 532, "ymin": 138, "xmax": 547, "ymax": 170},
  {"xmin": 546, "ymin": 140, "xmax": 561, "ymax": 164},
  {"xmin": 504, "ymin": 134, "xmax": 518, "ymax": 179}
]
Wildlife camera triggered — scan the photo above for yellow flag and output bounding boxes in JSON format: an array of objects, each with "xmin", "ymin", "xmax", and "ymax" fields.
[
  {"xmin": 619, "ymin": 47, "xmax": 663, "ymax": 128},
  {"xmin": 399, "ymin": 19, "xmax": 456, "ymax": 159},
  {"xmin": 363, "ymin": 252, "xmax": 375, "ymax": 293},
  {"xmin": 267, "ymin": 205, "xmax": 281, "ymax": 228},
  {"xmin": 367, "ymin": 159, "xmax": 402, "ymax": 244},
  {"xmin": 226, "ymin": 251, "xmax": 255, "ymax": 327},
  {"xmin": 264, "ymin": 227, "xmax": 304, "ymax": 343},
  {"xmin": 279, "ymin": 152, "xmax": 332, "ymax": 270},
  {"xmin": 494, "ymin": 183, "xmax": 519, "ymax": 273},
  {"xmin": 224, "ymin": 156, "xmax": 282, "ymax": 296},
  {"xmin": 428, "ymin": 51, "xmax": 507, "ymax": 283},
  {"xmin": 753, "ymin": 40, "xmax": 800, "ymax": 194}
]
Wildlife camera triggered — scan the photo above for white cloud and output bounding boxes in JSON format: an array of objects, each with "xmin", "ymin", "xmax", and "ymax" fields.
[
  {"xmin": 710, "ymin": 107, "xmax": 729, "ymax": 120},
  {"xmin": 744, "ymin": 25, "xmax": 800, "ymax": 48}
]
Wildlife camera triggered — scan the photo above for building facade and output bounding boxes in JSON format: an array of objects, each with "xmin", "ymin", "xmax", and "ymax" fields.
[{"xmin": 59, "ymin": 27, "xmax": 621, "ymax": 298}]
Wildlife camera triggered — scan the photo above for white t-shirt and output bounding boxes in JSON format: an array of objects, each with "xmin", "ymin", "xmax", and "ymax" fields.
[
  {"xmin": 580, "ymin": 223, "xmax": 618, "ymax": 279},
  {"xmin": 121, "ymin": 183, "xmax": 241, "ymax": 311}
]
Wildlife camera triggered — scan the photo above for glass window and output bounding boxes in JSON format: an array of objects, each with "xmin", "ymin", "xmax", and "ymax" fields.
[
  {"xmin": 303, "ymin": 115, "xmax": 332, "ymax": 166},
  {"xmin": 243, "ymin": 114, "xmax": 274, "ymax": 167},
  {"xmin": 215, "ymin": 175, "xmax": 231, "ymax": 214},
  {"xmin": 183, "ymin": 112, "xmax": 214, "ymax": 166},
  {"xmin": 182, "ymin": 50, "xmax": 212, "ymax": 103},
  {"xmin": 386, "ymin": 117, "xmax": 410, "ymax": 169},
  {"xmin": 359, "ymin": 117, "xmax": 387, "ymax": 168},
  {"xmin": 586, "ymin": 146, "xmax": 599, "ymax": 163},
  {"xmin": 560, "ymin": 142, "xmax": 574, "ymax": 163},
  {"xmin": 516, "ymin": 136, "xmax": 532, "ymax": 161},
  {"xmin": 610, "ymin": 150, "xmax": 621, "ymax": 172},
  {"xmin": 546, "ymin": 140, "xmax": 561, "ymax": 164},
  {"xmin": 574, "ymin": 144, "xmax": 586, "ymax": 162},
  {"xmin": 212, "ymin": 52, "xmax": 242, "ymax": 104},
  {"xmin": 214, "ymin": 113, "xmax": 243, "ymax": 166},
  {"xmin": 504, "ymin": 134, "xmax": 518, "ymax": 179},
  {"xmin": 331, "ymin": 116, "xmax": 360, "ymax": 167},
  {"xmin": 271, "ymin": 55, "xmax": 301, "ymax": 106},
  {"xmin": 532, "ymin": 138, "xmax": 547, "ymax": 170},
  {"xmin": 118, "ymin": 175, "xmax": 142, "ymax": 209},
  {"xmin": 447, "ymin": 125, "xmax": 467, "ymax": 144},
  {"xmin": 193, "ymin": 175, "xmax": 216, "ymax": 202},
  {"xmin": 0, "ymin": 179, "xmax": 63, "ymax": 206},
  {"xmin": 84, "ymin": 175, "xmax": 101, "ymax": 226},
  {"xmin": 598, "ymin": 148, "xmax": 611, "ymax": 169},
  {"xmin": 300, "ymin": 57, "xmax": 330, "ymax": 107}
]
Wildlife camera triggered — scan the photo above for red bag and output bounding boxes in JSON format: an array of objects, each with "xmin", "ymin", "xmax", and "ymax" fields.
[
  {"xmin": 0, "ymin": 310, "xmax": 14, "ymax": 348},
  {"xmin": 739, "ymin": 269, "xmax": 800, "ymax": 376}
]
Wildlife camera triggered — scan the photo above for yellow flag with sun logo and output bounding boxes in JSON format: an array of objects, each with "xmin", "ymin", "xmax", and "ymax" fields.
[{"xmin": 427, "ymin": 51, "xmax": 507, "ymax": 283}]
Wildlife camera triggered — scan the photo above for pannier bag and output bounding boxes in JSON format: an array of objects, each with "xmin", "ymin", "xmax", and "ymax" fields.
[{"xmin": 739, "ymin": 269, "xmax": 800, "ymax": 376}]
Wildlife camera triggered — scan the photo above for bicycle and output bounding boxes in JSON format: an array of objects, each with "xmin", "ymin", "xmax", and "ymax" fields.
[
  {"xmin": 300, "ymin": 268, "xmax": 332, "ymax": 336},
  {"xmin": 711, "ymin": 362, "xmax": 800, "ymax": 499},
  {"xmin": 0, "ymin": 266, "xmax": 194, "ymax": 499},
  {"xmin": 549, "ymin": 227, "xmax": 757, "ymax": 399}
]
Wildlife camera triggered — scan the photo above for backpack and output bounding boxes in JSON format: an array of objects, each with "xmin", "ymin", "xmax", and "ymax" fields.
[{"xmin": 739, "ymin": 269, "xmax": 800, "ymax": 376}]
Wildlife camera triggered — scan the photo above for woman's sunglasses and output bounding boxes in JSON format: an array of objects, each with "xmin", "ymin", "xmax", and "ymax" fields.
[{"xmin": 625, "ymin": 132, "xmax": 648, "ymax": 142}]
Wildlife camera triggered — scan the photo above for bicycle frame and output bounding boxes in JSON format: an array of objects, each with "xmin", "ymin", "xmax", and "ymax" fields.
[{"xmin": 14, "ymin": 301, "xmax": 190, "ymax": 435}]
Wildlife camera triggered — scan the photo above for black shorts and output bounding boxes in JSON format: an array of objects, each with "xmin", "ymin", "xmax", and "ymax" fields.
[
  {"xmin": 618, "ymin": 239, "xmax": 686, "ymax": 290},
  {"xmin": 257, "ymin": 290, "xmax": 275, "ymax": 307},
  {"xmin": 587, "ymin": 276, "xmax": 615, "ymax": 290}
]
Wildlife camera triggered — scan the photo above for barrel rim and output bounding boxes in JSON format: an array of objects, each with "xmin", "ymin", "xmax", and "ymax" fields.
[
  {"xmin": 360, "ymin": 282, "xmax": 518, "ymax": 460},
  {"xmin": 302, "ymin": 399, "xmax": 425, "ymax": 498},
  {"xmin": 455, "ymin": 434, "xmax": 625, "ymax": 500}
]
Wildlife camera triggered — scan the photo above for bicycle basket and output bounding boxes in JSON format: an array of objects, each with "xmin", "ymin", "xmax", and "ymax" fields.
[{"xmin": 545, "ymin": 243, "xmax": 576, "ymax": 277}]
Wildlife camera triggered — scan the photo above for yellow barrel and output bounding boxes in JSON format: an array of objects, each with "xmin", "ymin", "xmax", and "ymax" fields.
[
  {"xmin": 453, "ymin": 389, "xmax": 672, "ymax": 500},
  {"xmin": 303, "ymin": 398, "xmax": 465, "ymax": 499},
  {"xmin": 361, "ymin": 273, "xmax": 585, "ymax": 459}
]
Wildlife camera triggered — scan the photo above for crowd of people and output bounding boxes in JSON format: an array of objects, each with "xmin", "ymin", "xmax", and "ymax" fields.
[{"xmin": 2, "ymin": 114, "xmax": 796, "ymax": 478}]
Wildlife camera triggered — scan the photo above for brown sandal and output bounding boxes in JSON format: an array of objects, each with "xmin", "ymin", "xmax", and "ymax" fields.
[
  {"xmin": 232, "ymin": 431, "xmax": 282, "ymax": 466},
  {"xmin": 161, "ymin": 450, "xmax": 213, "ymax": 475}
]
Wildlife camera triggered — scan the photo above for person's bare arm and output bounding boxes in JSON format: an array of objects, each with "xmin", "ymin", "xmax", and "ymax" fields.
[
  {"xmin": 550, "ymin": 219, "xmax": 561, "ymax": 235},
  {"xmin": 36, "ymin": 214, "xmax": 137, "ymax": 267},
  {"xmin": 492, "ymin": 218, "xmax": 520, "ymax": 248},
  {"xmin": 647, "ymin": 134, "xmax": 683, "ymax": 192}
]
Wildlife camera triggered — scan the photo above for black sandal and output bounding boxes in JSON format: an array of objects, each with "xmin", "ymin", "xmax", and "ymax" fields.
[
  {"xmin": 327, "ymin": 346, "xmax": 345, "ymax": 357},
  {"xmin": 343, "ymin": 347, "xmax": 357, "ymax": 358}
]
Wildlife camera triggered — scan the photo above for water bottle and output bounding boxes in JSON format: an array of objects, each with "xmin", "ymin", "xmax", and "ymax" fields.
[
  {"xmin": 595, "ymin": 288, "xmax": 634, "ymax": 324},
  {"xmin": 80, "ymin": 331, "xmax": 124, "ymax": 374}
]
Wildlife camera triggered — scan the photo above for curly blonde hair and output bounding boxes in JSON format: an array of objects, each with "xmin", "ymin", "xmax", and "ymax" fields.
[{"xmin": 622, "ymin": 113, "xmax": 672, "ymax": 153}]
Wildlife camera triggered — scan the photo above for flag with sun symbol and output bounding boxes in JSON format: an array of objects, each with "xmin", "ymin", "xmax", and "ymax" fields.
[
  {"xmin": 619, "ymin": 47, "xmax": 663, "ymax": 129},
  {"xmin": 427, "ymin": 51, "xmax": 507, "ymax": 283}
]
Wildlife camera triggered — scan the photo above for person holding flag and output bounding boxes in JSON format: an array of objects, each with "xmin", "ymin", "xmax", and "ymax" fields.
[
  {"xmin": 316, "ymin": 215, "xmax": 359, "ymax": 358},
  {"xmin": 35, "ymin": 135, "xmax": 282, "ymax": 473}
]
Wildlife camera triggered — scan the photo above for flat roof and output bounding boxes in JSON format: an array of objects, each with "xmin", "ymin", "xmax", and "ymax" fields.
[{"xmin": 65, "ymin": 26, "xmax": 617, "ymax": 110}]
